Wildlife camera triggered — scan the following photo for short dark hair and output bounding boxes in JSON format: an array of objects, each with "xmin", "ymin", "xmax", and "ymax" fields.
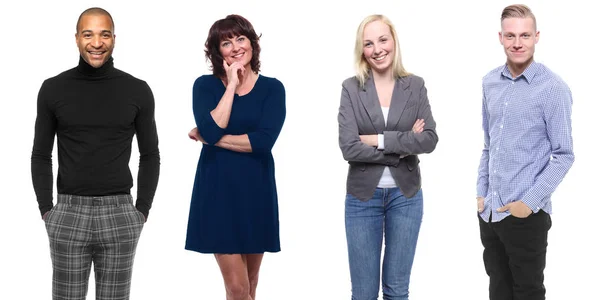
[
  {"xmin": 204, "ymin": 15, "xmax": 261, "ymax": 79},
  {"xmin": 76, "ymin": 7, "xmax": 115, "ymax": 33}
]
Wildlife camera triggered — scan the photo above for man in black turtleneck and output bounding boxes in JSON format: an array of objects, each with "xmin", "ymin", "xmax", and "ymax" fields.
[{"xmin": 31, "ymin": 7, "xmax": 160, "ymax": 299}]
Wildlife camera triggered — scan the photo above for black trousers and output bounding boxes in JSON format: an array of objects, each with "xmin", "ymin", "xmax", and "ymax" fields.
[{"xmin": 479, "ymin": 211, "xmax": 552, "ymax": 300}]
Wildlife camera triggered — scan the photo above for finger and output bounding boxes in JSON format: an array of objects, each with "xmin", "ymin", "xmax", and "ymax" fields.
[
  {"xmin": 496, "ymin": 204, "xmax": 510, "ymax": 212},
  {"xmin": 223, "ymin": 59, "xmax": 228, "ymax": 69}
]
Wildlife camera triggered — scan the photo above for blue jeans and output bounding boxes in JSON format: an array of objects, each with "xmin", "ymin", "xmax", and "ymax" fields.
[{"xmin": 345, "ymin": 188, "xmax": 423, "ymax": 300}]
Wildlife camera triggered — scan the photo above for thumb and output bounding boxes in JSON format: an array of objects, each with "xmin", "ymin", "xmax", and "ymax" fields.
[{"xmin": 496, "ymin": 203, "xmax": 510, "ymax": 212}]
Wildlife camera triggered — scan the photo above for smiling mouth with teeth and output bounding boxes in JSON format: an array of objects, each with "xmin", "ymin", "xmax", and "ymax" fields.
[
  {"xmin": 373, "ymin": 55, "xmax": 386, "ymax": 61},
  {"xmin": 232, "ymin": 53, "xmax": 244, "ymax": 58}
]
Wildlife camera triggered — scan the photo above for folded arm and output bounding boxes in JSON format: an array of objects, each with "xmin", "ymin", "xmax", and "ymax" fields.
[
  {"xmin": 381, "ymin": 79, "xmax": 438, "ymax": 156},
  {"xmin": 191, "ymin": 79, "xmax": 286, "ymax": 154},
  {"xmin": 338, "ymin": 85, "xmax": 401, "ymax": 166}
]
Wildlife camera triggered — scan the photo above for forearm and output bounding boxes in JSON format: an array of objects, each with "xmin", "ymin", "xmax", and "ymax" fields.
[
  {"xmin": 210, "ymin": 85, "xmax": 236, "ymax": 128},
  {"xmin": 521, "ymin": 150, "xmax": 574, "ymax": 212},
  {"xmin": 341, "ymin": 141, "xmax": 401, "ymax": 166},
  {"xmin": 31, "ymin": 154, "xmax": 54, "ymax": 216},
  {"xmin": 215, "ymin": 134, "xmax": 252, "ymax": 153},
  {"xmin": 476, "ymin": 148, "xmax": 490, "ymax": 198},
  {"xmin": 382, "ymin": 129, "xmax": 438, "ymax": 156},
  {"xmin": 136, "ymin": 149, "xmax": 160, "ymax": 218}
]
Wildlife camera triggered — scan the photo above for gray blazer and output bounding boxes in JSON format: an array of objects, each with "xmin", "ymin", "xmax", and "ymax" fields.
[{"xmin": 338, "ymin": 74, "xmax": 438, "ymax": 200}]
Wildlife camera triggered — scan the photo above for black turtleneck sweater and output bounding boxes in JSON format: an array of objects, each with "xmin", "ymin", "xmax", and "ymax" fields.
[{"xmin": 31, "ymin": 57, "xmax": 160, "ymax": 218}]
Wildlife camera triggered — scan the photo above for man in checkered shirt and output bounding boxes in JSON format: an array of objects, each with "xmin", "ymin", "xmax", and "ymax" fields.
[{"xmin": 476, "ymin": 4, "xmax": 574, "ymax": 300}]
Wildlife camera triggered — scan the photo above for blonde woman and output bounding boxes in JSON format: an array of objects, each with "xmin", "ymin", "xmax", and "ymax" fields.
[{"xmin": 338, "ymin": 15, "xmax": 438, "ymax": 299}]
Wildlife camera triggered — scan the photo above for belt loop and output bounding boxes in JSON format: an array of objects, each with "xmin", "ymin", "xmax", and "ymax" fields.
[
  {"xmin": 116, "ymin": 196, "xmax": 120, "ymax": 208},
  {"xmin": 68, "ymin": 195, "xmax": 72, "ymax": 207}
]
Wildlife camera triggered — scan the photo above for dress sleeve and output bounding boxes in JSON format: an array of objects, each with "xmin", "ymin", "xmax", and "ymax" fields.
[
  {"xmin": 193, "ymin": 76, "xmax": 226, "ymax": 145},
  {"xmin": 247, "ymin": 78, "xmax": 286, "ymax": 154}
]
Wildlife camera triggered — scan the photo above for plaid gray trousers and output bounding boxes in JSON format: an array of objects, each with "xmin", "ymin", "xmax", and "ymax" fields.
[{"xmin": 44, "ymin": 194, "xmax": 145, "ymax": 300}]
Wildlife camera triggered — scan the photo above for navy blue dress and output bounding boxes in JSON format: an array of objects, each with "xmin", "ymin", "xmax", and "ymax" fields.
[{"xmin": 185, "ymin": 74, "xmax": 285, "ymax": 254}]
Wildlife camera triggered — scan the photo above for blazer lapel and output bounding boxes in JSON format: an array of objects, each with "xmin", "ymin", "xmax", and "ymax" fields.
[
  {"xmin": 386, "ymin": 77, "xmax": 412, "ymax": 131},
  {"xmin": 359, "ymin": 76, "xmax": 385, "ymax": 133}
]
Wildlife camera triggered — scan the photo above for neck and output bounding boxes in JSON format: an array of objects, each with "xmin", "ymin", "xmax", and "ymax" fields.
[
  {"xmin": 507, "ymin": 57, "xmax": 533, "ymax": 78},
  {"xmin": 371, "ymin": 67, "xmax": 395, "ymax": 84},
  {"xmin": 76, "ymin": 56, "xmax": 114, "ymax": 78},
  {"xmin": 238, "ymin": 65, "xmax": 257, "ymax": 87}
]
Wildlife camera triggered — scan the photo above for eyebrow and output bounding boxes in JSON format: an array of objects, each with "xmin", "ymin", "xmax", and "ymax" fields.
[
  {"xmin": 80, "ymin": 29, "xmax": 113, "ymax": 35},
  {"xmin": 365, "ymin": 34, "xmax": 390, "ymax": 41}
]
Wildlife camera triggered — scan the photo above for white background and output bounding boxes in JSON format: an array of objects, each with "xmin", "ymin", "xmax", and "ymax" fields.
[{"xmin": 1, "ymin": 0, "xmax": 598, "ymax": 299}]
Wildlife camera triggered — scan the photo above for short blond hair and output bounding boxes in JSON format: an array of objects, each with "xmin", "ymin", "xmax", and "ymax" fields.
[
  {"xmin": 354, "ymin": 15, "xmax": 410, "ymax": 88},
  {"xmin": 501, "ymin": 4, "xmax": 537, "ymax": 29}
]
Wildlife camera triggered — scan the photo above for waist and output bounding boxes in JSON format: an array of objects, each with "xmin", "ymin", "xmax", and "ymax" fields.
[{"xmin": 57, "ymin": 194, "xmax": 133, "ymax": 206}]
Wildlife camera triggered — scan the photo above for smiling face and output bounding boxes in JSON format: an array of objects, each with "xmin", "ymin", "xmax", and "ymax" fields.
[
  {"xmin": 76, "ymin": 13, "xmax": 115, "ymax": 68},
  {"xmin": 499, "ymin": 17, "xmax": 539, "ymax": 72},
  {"xmin": 219, "ymin": 35, "xmax": 253, "ymax": 67},
  {"xmin": 362, "ymin": 20, "xmax": 394, "ymax": 74}
]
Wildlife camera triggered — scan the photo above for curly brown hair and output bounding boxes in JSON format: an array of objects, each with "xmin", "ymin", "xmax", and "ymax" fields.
[{"xmin": 204, "ymin": 15, "xmax": 261, "ymax": 79}]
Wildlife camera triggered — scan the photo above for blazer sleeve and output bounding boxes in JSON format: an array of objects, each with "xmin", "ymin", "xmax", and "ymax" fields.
[
  {"xmin": 338, "ymin": 82, "xmax": 401, "ymax": 167},
  {"xmin": 193, "ymin": 76, "xmax": 226, "ymax": 145},
  {"xmin": 382, "ymin": 77, "xmax": 438, "ymax": 156}
]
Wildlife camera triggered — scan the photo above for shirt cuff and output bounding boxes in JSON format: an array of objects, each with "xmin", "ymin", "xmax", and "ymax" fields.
[
  {"xmin": 377, "ymin": 134, "xmax": 384, "ymax": 150},
  {"xmin": 521, "ymin": 196, "xmax": 542, "ymax": 214}
]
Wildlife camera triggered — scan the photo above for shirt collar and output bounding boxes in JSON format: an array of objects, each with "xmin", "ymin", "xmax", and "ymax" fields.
[{"xmin": 501, "ymin": 60, "xmax": 540, "ymax": 84}]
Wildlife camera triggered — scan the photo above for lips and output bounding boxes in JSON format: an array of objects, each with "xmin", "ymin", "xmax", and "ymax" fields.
[
  {"xmin": 88, "ymin": 50, "xmax": 106, "ymax": 59},
  {"xmin": 373, "ymin": 54, "xmax": 387, "ymax": 61},
  {"xmin": 232, "ymin": 52, "xmax": 245, "ymax": 59}
]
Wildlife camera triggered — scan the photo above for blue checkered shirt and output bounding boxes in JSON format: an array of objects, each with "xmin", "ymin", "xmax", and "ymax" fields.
[{"xmin": 477, "ymin": 61, "xmax": 574, "ymax": 223}]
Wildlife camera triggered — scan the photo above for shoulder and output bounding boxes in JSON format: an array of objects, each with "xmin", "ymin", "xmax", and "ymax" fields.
[
  {"xmin": 341, "ymin": 76, "xmax": 360, "ymax": 91},
  {"xmin": 43, "ymin": 67, "xmax": 77, "ymax": 85},
  {"xmin": 534, "ymin": 63, "xmax": 572, "ymax": 103},
  {"xmin": 481, "ymin": 65, "xmax": 506, "ymax": 93},
  {"xmin": 535, "ymin": 63, "xmax": 570, "ymax": 90},
  {"xmin": 483, "ymin": 65, "xmax": 505, "ymax": 79},
  {"xmin": 39, "ymin": 67, "xmax": 77, "ymax": 96},
  {"xmin": 194, "ymin": 74, "xmax": 221, "ymax": 89},
  {"xmin": 255, "ymin": 75, "xmax": 285, "ymax": 98},
  {"xmin": 113, "ymin": 68, "xmax": 151, "ymax": 89},
  {"xmin": 258, "ymin": 75, "xmax": 285, "ymax": 90},
  {"xmin": 482, "ymin": 65, "xmax": 505, "ymax": 82},
  {"xmin": 401, "ymin": 74, "xmax": 425, "ymax": 88}
]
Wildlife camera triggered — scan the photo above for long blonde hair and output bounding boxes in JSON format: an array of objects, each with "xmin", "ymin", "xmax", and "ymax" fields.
[{"xmin": 354, "ymin": 14, "xmax": 410, "ymax": 88}]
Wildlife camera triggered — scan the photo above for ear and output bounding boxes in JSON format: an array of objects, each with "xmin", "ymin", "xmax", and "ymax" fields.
[
  {"xmin": 534, "ymin": 30, "xmax": 540, "ymax": 44},
  {"xmin": 498, "ymin": 31, "xmax": 503, "ymax": 45}
]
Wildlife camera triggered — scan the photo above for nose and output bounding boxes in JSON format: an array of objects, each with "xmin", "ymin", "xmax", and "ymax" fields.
[
  {"xmin": 373, "ymin": 43, "xmax": 382, "ymax": 55},
  {"xmin": 232, "ymin": 42, "xmax": 240, "ymax": 52},
  {"xmin": 512, "ymin": 37, "xmax": 522, "ymax": 48},
  {"xmin": 91, "ymin": 36, "xmax": 103, "ymax": 48}
]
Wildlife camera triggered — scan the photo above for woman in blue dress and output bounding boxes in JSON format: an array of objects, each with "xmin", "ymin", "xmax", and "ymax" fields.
[{"xmin": 186, "ymin": 14, "xmax": 285, "ymax": 300}]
